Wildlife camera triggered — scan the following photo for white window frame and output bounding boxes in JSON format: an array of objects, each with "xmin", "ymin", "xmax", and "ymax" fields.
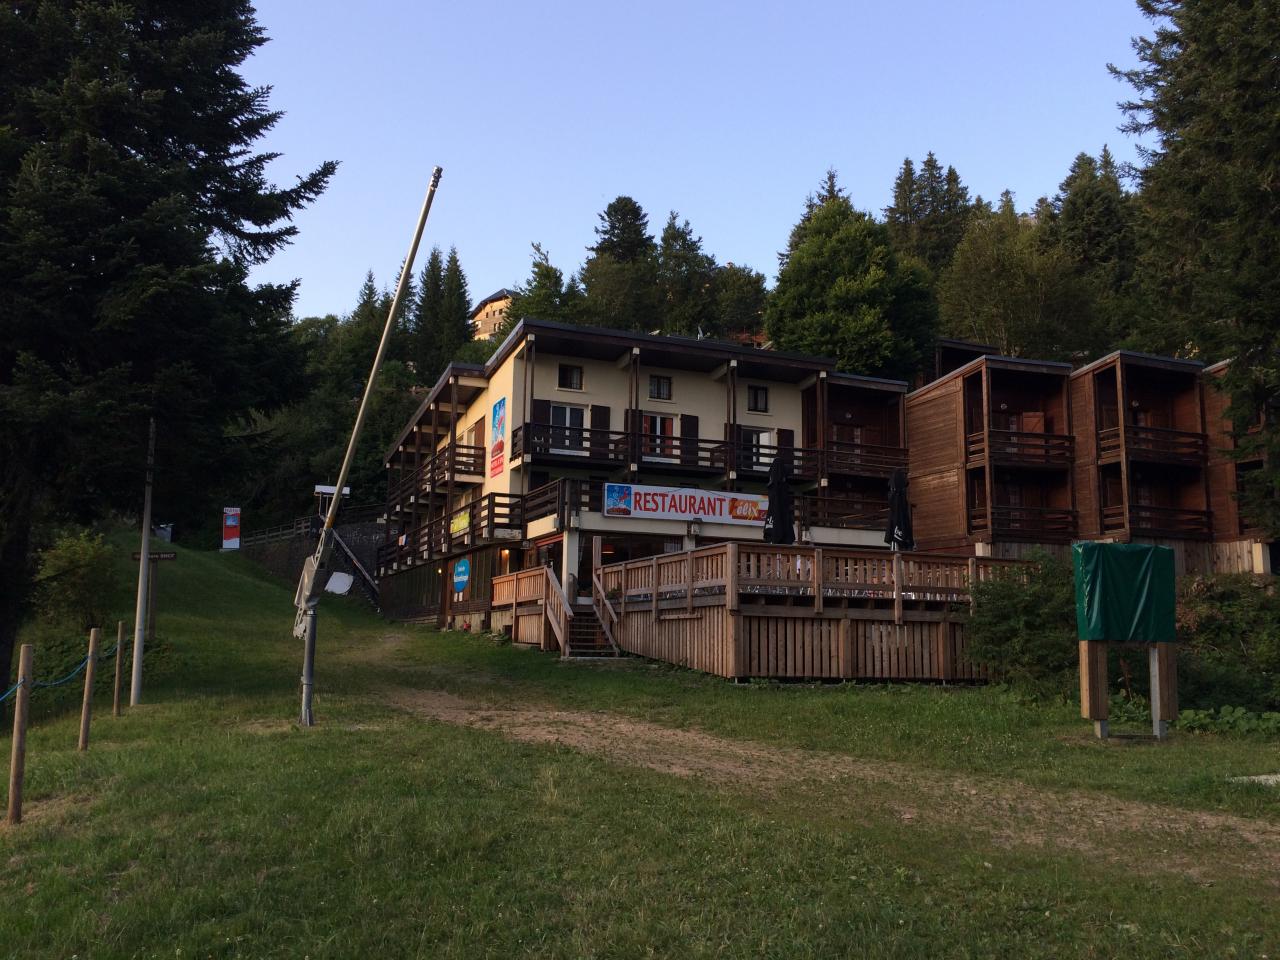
[
  {"xmin": 642, "ymin": 411, "xmax": 677, "ymax": 462},
  {"xmin": 549, "ymin": 402, "xmax": 588, "ymax": 455}
]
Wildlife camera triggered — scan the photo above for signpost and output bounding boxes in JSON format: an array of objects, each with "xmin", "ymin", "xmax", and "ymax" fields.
[{"xmin": 131, "ymin": 551, "xmax": 177, "ymax": 644}]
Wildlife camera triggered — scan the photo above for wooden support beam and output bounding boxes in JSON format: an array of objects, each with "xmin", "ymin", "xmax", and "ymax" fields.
[{"xmin": 1079, "ymin": 640, "xmax": 1109, "ymax": 721}]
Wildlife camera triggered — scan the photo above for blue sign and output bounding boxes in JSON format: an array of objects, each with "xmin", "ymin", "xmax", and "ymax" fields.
[{"xmin": 452, "ymin": 558, "xmax": 471, "ymax": 593}]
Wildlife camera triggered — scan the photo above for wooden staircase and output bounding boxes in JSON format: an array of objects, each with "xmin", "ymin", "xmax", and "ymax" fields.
[{"xmin": 566, "ymin": 602, "xmax": 621, "ymax": 659}]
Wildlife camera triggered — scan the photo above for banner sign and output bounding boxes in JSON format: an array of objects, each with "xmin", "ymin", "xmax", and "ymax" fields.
[
  {"xmin": 602, "ymin": 484, "xmax": 768, "ymax": 526},
  {"xmin": 132, "ymin": 551, "xmax": 177, "ymax": 562},
  {"xmin": 490, "ymin": 396, "xmax": 506, "ymax": 477},
  {"xmin": 449, "ymin": 508, "xmax": 471, "ymax": 536},
  {"xmin": 222, "ymin": 507, "xmax": 241, "ymax": 550}
]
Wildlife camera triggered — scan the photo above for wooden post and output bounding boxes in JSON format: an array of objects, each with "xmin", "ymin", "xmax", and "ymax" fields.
[
  {"xmin": 78, "ymin": 628, "xmax": 100, "ymax": 751},
  {"xmin": 813, "ymin": 547, "xmax": 824, "ymax": 615},
  {"xmin": 146, "ymin": 559, "xmax": 158, "ymax": 643},
  {"xmin": 967, "ymin": 556, "xmax": 978, "ymax": 611},
  {"xmin": 686, "ymin": 548, "xmax": 694, "ymax": 615},
  {"xmin": 651, "ymin": 556, "xmax": 659, "ymax": 615},
  {"xmin": 1150, "ymin": 642, "xmax": 1177, "ymax": 739},
  {"xmin": 113, "ymin": 619, "xmax": 125, "ymax": 717},
  {"xmin": 726, "ymin": 542, "xmax": 740, "ymax": 612},
  {"xmin": 7, "ymin": 644, "xmax": 33, "ymax": 825},
  {"xmin": 892, "ymin": 551, "xmax": 904, "ymax": 626},
  {"xmin": 1079, "ymin": 640, "xmax": 1109, "ymax": 737}
]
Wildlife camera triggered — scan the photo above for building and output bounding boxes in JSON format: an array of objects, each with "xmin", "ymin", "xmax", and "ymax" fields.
[
  {"xmin": 1205, "ymin": 360, "xmax": 1275, "ymax": 574},
  {"xmin": 377, "ymin": 319, "xmax": 907, "ymax": 628},
  {"xmin": 906, "ymin": 354, "xmax": 1075, "ymax": 557},
  {"xmin": 470, "ymin": 289, "xmax": 514, "ymax": 340}
]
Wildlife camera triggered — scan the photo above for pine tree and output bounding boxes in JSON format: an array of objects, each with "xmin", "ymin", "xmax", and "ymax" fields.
[
  {"xmin": 713, "ymin": 264, "xmax": 769, "ymax": 339},
  {"xmin": 581, "ymin": 196, "xmax": 660, "ymax": 330},
  {"xmin": 506, "ymin": 243, "xmax": 585, "ymax": 330},
  {"xmin": 884, "ymin": 158, "xmax": 921, "ymax": 258},
  {"xmin": 440, "ymin": 247, "xmax": 473, "ymax": 362},
  {"xmin": 409, "ymin": 247, "xmax": 446, "ymax": 380},
  {"xmin": 1113, "ymin": 0, "xmax": 1280, "ymax": 534},
  {"xmin": 767, "ymin": 176, "xmax": 936, "ymax": 380},
  {"xmin": 656, "ymin": 212, "xmax": 718, "ymax": 335},
  {"xmin": 0, "ymin": 0, "xmax": 335, "ymax": 685}
]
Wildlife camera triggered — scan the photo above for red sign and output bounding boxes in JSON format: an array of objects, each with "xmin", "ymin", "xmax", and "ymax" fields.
[{"xmin": 222, "ymin": 507, "xmax": 241, "ymax": 549}]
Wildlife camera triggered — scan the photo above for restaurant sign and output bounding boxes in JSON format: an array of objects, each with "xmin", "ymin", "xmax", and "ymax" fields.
[{"xmin": 602, "ymin": 483, "xmax": 768, "ymax": 526}]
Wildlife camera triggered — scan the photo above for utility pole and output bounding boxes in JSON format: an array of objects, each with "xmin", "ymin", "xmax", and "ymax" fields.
[
  {"xmin": 130, "ymin": 416, "xmax": 155, "ymax": 707},
  {"xmin": 294, "ymin": 167, "xmax": 443, "ymax": 727}
]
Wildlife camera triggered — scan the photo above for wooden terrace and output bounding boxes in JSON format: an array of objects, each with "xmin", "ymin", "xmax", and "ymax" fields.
[{"xmin": 495, "ymin": 543, "xmax": 1019, "ymax": 681}]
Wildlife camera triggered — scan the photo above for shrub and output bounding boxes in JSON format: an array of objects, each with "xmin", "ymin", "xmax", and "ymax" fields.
[
  {"xmin": 1177, "ymin": 574, "xmax": 1280, "ymax": 713},
  {"xmin": 32, "ymin": 531, "xmax": 124, "ymax": 630},
  {"xmin": 963, "ymin": 551, "xmax": 1076, "ymax": 694}
]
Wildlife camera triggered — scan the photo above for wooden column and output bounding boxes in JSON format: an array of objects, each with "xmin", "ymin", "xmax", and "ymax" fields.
[
  {"xmin": 524, "ymin": 334, "xmax": 536, "ymax": 460},
  {"xmin": 628, "ymin": 347, "xmax": 639, "ymax": 478},
  {"xmin": 1079, "ymin": 640, "xmax": 1109, "ymax": 735},
  {"xmin": 1116, "ymin": 360, "xmax": 1131, "ymax": 540},
  {"xmin": 425, "ymin": 402, "xmax": 439, "ymax": 558},
  {"xmin": 980, "ymin": 364, "xmax": 995, "ymax": 539}
]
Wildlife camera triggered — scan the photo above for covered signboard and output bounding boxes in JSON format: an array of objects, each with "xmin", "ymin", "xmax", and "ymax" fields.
[{"xmin": 1072, "ymin": 542, "xmax": 1175, "ymax": 643}]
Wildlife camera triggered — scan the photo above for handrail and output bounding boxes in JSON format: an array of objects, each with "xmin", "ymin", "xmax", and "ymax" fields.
[
  {"xmin": 330, "ymin": 528, "xmax": 379, "ymax": 602},
  {"xmin": 591, "ymin": 570, "xmax": 621, "ymax": 654},
  {"xmin": 544, "ymin": 567, "xmax": 574, "ymax": 656}
]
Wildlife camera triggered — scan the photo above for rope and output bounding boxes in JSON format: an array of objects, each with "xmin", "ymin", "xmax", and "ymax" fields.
[
  {"xmin": 32, "ymin": 655, "xmax": 90, "ymax": 690},
  {"xmin": 2, "ymin": 636, "xmax": 128, "ymax": 701}
]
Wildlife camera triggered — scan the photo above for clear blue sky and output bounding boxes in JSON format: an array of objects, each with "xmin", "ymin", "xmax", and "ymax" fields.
[{"xmin": 244, "ymin": 0, "xmax": 1154, "ymax": 319}]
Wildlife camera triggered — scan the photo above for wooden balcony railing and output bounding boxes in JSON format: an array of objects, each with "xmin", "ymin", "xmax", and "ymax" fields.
[
  {"xmin": 1101, "ymin": 503, "xmax": 1212, "ymax": 540},
  {"xmin": 797, "ymin": 496, "xmax": 889, "ymax": 530},
  {"xmin": 1098, "ymin": 425, "xmax": 1206, "ymax": 465},
  {"xmin": 511, "ymin": 424, "xmax": 629, "ymax": 464},
  {"xmin": 387, "ymin": 443, "xmax": 485, "ymax": 510},
  {"xmin": 968, "ymin": 505, "xmax": 1076, "ymax": 540},
  {"xmin": 823, "ymin": 440, "xmax": 908, "ymax": 478},
  {"xmin": 378, "ymin": 492, "xmax": 524, "ymax": 570},
  {"xmin": 966, "ymin": 430, "xmax": 1073, "ymax": 467}
]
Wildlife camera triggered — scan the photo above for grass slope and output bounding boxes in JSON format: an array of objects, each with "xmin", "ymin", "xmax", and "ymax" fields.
[{"xmin": 1, "ymin": 539, "xmax": 1277, "ymax": 958}]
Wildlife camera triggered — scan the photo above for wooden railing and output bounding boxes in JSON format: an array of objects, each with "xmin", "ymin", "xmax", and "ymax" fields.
[
  {"xmin": 597, "ymin": 543, "xmax": 1019, "ymax": 618},
  {"xmin": 823, "ymin": 439, "xmax": 908, "ymax": 478},
  {"xmin": 797, "ymin": 496, "xmax": 889, "ymax": 530},
  {"xmin": 966, "ymin": 430, "xmax": 1073, "ymax": 467},
  {"xmin": 968, "ymin": 505, "xmax": 1076, "ymax": 540},
  {"xmin": 387, "ymin": 443, "xmax": 486, "ymax": 509},
  {"xmin": 512, "ymin": 424, "xmax": 629, "ymax": 464},
  {"xmin": 1098, "ymin": 425, "xmax": 1206, "ymax": 465},
  {"xmin": 1102, "ymin": 503, "xmax": 1212, "ymax": 539},
  {"xmin": 493, "ymin": 566, "xmax": 574, "ymax": 655},
  {"xmin": 378, "ymin": 492, "xmax": 524, "ymax": 570}
]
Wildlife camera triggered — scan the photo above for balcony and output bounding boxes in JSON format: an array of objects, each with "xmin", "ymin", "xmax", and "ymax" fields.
[
  {"xmin": 797, "ymin": 496, "xmax": 889, "ymax": 531},
  {"xmin": 1101, "ymin": 503, "xmax": 1212, "ymax": 540},
  {"xmin": 968, "ymin": 505, "xmax": 1076, "ymax": 541},
  {"xmin": 378, "ymin": 492, "xmax": 524, "ymax": 571},
  {"xmin": 386, "ymin": 443, "xmax": 485, "ymax": 515},
  {"xmin": 512, "ymin": 423, "xmax": 629, "ymax": 466},
  {"xmin": 966, "ymin": 430, "xmax": 1073, "ymax": 469},
  {"xmin": 822, "ymin": 439, "xmax": 908, "ymax": 479},
  {"xmin": 1098, "ymin": 425, "xmax": 1206, "ymax": 466}
]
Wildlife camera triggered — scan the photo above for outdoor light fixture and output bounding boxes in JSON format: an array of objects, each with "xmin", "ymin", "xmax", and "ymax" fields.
[
  {"xmin": 688, "ymin": 518, "xmax": 703, "ymax": 537},
  {"xmin": 999, "ymin": 402, "xmax": 1008, "ymax": 411}
]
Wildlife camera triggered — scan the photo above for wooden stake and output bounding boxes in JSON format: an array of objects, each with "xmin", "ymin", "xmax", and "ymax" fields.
[
  {"xmin": 8, "ymin": 644, "xmax": 33, "ymax": 825},
  {"xmin": 78, "ymin": 628, "xmax": 100, "ymax": 751},
  {"xmin": 113, "ymin": 620, "xmax": 125, "ymax": 717}
]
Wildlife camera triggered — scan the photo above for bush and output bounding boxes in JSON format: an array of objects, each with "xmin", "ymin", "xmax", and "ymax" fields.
[
  {"xmin": 32, "ymin": 530, "xmax": 124, "ymax": 630},
  {"xmin": 1178, "ymin": 574, "xmax": 1280, "ymax": 712},
  {"xmin": 963, "ymin": 551, "xmax": 1076, "ymax": 694},
  {"xmin": 1177, "ymin": 706, "xmax": 1280, "ymax": 736}
]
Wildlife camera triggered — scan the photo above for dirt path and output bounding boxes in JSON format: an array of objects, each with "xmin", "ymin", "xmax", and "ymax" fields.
[{"xmin": 386, "ymin": 686, "xmax": 1280, "ymax": 889}]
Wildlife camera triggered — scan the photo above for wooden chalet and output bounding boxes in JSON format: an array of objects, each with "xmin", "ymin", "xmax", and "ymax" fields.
[{"xmin": 905, "ymin": 354, "xmax": 1076, "ymax": 556}]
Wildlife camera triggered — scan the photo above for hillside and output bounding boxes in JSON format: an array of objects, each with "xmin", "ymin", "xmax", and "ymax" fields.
[{"xmin": 2, "ymin": 542, "xmax": 1277, "ymax": 958}]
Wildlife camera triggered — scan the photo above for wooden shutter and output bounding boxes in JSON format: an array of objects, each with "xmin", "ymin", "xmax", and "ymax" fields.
[
  {"xmin": 529, "ymin": 399, "xmax": 551, "ymax": 455},
  {"xmin": 777, "ymin": 428, "xmax": 795, "ymax": 471},
  {"xmin": 590, "ymin": 405, "xmax": 610, "ymax": 460},
  {"xmin": 680, "ymin": 414, "xmax": 700, "ymax": 466}
]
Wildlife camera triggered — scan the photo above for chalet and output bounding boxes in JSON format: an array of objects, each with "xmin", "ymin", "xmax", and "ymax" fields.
[
  {"xmin": 1204, "ymin": 360, "xmax": 1274, "ymax": 574},
  {"xmin": 905, "ymin": 354, "xmax": 1075, "ymax": 557},
  {"xmin": 377, "ymin": 319, "xmax": 909, "ymax": 631}
]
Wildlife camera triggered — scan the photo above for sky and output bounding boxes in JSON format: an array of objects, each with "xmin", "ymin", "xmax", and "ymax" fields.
[{"xmin": 243, "ymin": 0, "xmax": 1156, "ymax": 320}]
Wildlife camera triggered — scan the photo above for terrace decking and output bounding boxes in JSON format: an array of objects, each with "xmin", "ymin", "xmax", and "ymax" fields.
[{"xmin": 579, "ymin": 543, "xmax": 1014, "ymax": 681}]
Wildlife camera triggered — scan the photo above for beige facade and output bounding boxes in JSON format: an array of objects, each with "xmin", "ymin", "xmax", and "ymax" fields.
[{"xmin": 470, "ymin": 289, "xmax": 513, "ymax": 341}]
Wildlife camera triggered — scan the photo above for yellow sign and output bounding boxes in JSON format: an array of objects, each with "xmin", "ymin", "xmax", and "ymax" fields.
[{"xmin": 449, "ymin": 509, "xmax": 471, "ymax": 536}]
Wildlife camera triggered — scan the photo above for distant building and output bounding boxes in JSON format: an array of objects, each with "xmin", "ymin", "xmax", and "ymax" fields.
[{"xmin": 471, "ymin": 289, "xmax": 514, "ymax": 340}]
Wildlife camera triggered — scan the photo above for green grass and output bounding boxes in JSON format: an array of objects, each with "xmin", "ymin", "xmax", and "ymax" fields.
[{"xmin": 2, "ymin": 536, "xmax": 1278, "ymax": 958}]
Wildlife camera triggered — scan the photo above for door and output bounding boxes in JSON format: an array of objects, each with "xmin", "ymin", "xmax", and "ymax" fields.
[
  {"xmin": 643, "ymin": 412, "xmax": 676, "ymax": 460},
  {"xmin": 550, "ymin": 404, "xmax": 586, "ymax": 454}
]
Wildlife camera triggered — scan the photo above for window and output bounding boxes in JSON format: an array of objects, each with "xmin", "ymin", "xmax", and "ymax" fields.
[
  {"xmin": 747, "ymin": 385, "xmax": 769, "ymax": 413},
  {"xmin": 642, "ymin": 412, "xmax": 676, "ymax": 459},
  {"xmin": 558, "ymin": 364, "xmax": 583, "ymax": 390},
  {"xmin": 549, "ymin": 404, "xmax": 586, "ymax": 453},
  {"xmin": 740, "ymin": 426, "xmax": 772, "ymax": 468},
  {"xmin": 648, "ymin": 375, "xmax": 673, "ymax": 401}
]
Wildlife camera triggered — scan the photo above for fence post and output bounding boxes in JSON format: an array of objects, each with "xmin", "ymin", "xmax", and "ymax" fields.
[
  {"xmin": 113, "ymin": 620, "xmax": 125, "ymax": 717},
  {"xmin": 78, "ymin": 628, "xmax": 100, "ymax": 751},
  {"xmin": 7, "ymin": 644, "xmax": 33, "ymax": 825}
]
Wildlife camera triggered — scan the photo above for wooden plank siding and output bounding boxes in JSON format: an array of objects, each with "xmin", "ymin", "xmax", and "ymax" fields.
[{"xmin": 904, "ymin": 376, "xmax": 968, "ymax": 551}]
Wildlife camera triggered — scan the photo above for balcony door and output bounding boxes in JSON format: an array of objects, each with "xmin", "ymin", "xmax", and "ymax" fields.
[
  {"xmin": 549, "ymin": 403, "xmax": 586, "ymax": 455},
  {"xmin": 643, "ymin": 412, "xmax": 676, "ymax": 461}
]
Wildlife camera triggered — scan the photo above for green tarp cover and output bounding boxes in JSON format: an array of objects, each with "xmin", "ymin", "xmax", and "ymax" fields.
[{"xmin": 1073, "ymin": 542, "xmax": 1176, "ymax": 643}]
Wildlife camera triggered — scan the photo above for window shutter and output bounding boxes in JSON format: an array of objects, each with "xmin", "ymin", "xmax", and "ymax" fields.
[
  {"xmin": 680, "ymin": 414, "xmax": 700, "ymax": 466},
  {"xmin": 590, "ymin": 405, "xmax": 610, "ymax": 460}
]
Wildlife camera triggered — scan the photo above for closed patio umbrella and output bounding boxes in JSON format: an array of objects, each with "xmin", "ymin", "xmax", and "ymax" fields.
[
  {"xmin": 884, "ymin": 466, "xmax": 915, "ymax": 551},
  {"xmin": 763, "ymin": 457, "xmax": 795, "ymax": 545}
]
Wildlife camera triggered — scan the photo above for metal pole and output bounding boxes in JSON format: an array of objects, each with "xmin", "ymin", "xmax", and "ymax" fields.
[
  {"xmin": 300, "ymin": 607, "xmax": 316, "ymax": 727},
  {"xmin": 130, "ymin": 417, "xmax": 155, "ymax": 707},
  {"xmin": 294, "ymin": 167, "xmax": 443, "ymax": 726},
  {"xmin": 322, "ymin": 166, "xmax": 443, "ymax": 537}
]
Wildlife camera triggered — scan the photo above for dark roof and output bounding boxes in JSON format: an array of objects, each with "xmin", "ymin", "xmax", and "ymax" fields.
[
  {"xmin": 1071, "ymin": 349, "xmax": 1205, "ymax": 378},
  {"xmin": 469, "ymin": 289, "xmax": 515, "ymax": 317},
  {"xmin": 908, "ymin": 353, "xmax": 1072, "ymax": 399}
]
